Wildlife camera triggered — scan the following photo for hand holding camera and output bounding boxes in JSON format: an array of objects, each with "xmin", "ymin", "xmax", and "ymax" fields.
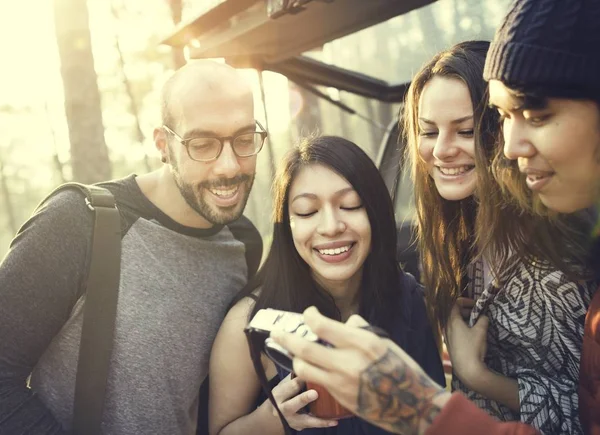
[
  {"xmin": 245, "ymin": 308, "xmax": 354, "ymax": 420},
  {"xmin": 266, "ymin": 306, "xmax": 437, "ymax": 430},
  {"xmin": 265, "ymin": 373, "xmax": 338, "ymax": 430},
  {"xmin": 246, "ymin": 308, "xmax": 391, "ymax": 422}
]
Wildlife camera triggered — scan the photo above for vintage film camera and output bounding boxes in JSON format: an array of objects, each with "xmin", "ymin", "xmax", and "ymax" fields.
[
  {"xmin": 244, "ymin": 308, "xmax": 353, "ymax": 420},
  {"xmin": 245, "ymin": 308, "xmax": 320, "ymax": 371}
]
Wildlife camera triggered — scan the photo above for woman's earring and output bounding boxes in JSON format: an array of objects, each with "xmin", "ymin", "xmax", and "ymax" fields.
[{"xmin": 161, "ymin": 156, "xmax": 167, "ymax": 163}]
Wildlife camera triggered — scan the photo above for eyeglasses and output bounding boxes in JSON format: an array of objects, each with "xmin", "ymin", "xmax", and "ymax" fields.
[{"xmin": 162, "ymin": 120, "xmax": 268, "ymax": 162}]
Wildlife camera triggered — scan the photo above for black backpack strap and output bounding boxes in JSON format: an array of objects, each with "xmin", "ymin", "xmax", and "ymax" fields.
[{"xmin": 44, "ymin": 182, "xmax": 122, "ymax": 435}]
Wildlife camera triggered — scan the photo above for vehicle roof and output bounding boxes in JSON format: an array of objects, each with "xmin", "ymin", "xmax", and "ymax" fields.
[{"xmin": 160, "ymin": 0, "xmax": 438, "ymax": 103}]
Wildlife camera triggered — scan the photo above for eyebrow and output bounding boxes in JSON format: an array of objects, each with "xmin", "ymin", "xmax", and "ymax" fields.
[
  {"xmin": 182, "ymin": 123, "xmax": 257, "ymax": 139},
  {"xmin": 291, "ymin": 187, "xmax": 356, "ymax": 204},
  {"xmin": 489, "ymin": 93, "xmax": 548, "ymax": 112},
  {"xmin": 489, "ymin": 102, "xmax": 540, "ymax": 113},
  {"xmin": 418, "ymin": 115, "xmax": 473, "ymax": 125}
]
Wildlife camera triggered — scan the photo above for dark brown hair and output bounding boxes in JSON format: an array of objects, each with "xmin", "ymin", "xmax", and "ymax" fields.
[{"xmin": 235, "ymin": 135, "xmax": 405, "ymax": 333}]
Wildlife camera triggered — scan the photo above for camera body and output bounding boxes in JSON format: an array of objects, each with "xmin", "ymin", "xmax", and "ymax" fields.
[
  {"xmin": 244, "ymin": 308, "xmax": 353, "ymax": 420},
  {"xmin": 245, "ymin": 308, "xmax": 323, "ymax": 372}
]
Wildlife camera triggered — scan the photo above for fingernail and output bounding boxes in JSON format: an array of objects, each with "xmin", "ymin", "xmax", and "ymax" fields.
[
  {"xmin": 307, "ymin": 390, "xmax": 318, "ymax": 400},
  {"xmin": 329, "ymin": 421, "xmax": 338, "ymax": 426}
]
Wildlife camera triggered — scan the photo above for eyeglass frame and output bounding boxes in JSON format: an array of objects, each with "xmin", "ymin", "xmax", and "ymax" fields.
[{"xmin": 162, "ymin": 120, "xmax": 268, "ymax": 162}]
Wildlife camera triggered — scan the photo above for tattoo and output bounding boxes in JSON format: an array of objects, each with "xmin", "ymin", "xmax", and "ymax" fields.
[{"xmin": 357, "ymin": 349, "xmax": 444, "ymax": 435}]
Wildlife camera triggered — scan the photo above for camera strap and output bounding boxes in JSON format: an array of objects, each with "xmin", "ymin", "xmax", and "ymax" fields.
[{"xmin": 246, "ymin": 330, "xmax": 294, "ymax": 435}]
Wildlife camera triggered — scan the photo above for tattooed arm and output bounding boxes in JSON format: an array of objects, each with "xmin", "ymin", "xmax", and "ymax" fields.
[
  {"xmin": 357, "ymin": 348, "xmax": 450, "ymax": 434},
  {"xmin": 271, "ymin": 307, "xmax": 450, "ymax": 435},
  {"xmin": 272, "ymin": 307, "xmax": 539, "ymax": 435}
]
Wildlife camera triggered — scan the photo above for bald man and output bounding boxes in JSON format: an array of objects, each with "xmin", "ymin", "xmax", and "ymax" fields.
[{"xmin": 0, "ymin": 61, "xmax": 264, "ymax": 435}]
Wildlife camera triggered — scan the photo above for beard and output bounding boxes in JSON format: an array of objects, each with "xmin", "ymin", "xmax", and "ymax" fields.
[{"xmin": 169, "ymin": 149, "xmax": 255, "ymax": 225}]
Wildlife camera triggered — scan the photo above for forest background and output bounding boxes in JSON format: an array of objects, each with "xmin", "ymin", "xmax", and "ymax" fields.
[{"xmin": 0, "ymin": 0, "xmax": 511, "ymax": 257}]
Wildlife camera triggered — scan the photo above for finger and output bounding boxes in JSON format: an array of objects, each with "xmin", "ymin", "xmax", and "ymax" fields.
[
  {"xmin": 290, "ymin": 414, "xmax": 338, "ymax": 429},
  {"xmin": 280, "ymin": 389, "xmax": 318, "ymax": 414},
  {"xmin": 271, "ymin": 331, "xmax": 342, "ymax": 371},
  {"xmin": 272, "ymin": 376, "xmax": 305, "ymax": 402},
  {"xmin": 292, "ymin": 357, "xmax": 335, "ymax": 388},
  {"xmin": 302, "ymin": 307, "xmax": 381, "ymax": 350},
  {"xmin": 346, "ymin": 314, "xmax": 369, "ymax": 327}
]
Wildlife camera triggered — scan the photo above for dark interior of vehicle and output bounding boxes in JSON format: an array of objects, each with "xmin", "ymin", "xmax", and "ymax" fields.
[{"xmin": 376, "ymin": 120, "xmax": 420, "ymax": 282}]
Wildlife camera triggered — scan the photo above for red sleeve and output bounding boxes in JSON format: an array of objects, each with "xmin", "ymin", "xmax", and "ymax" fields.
[
  {"xmin": 425, "ymin": 393, "xmax": 539, "ymax": 435},
  {"xmin": 579, "ymin": 289, "xmax": 600, "ymax": 435}
]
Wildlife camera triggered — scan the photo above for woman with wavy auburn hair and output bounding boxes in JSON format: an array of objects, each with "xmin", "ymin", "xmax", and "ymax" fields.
[
  {"xmin": 404, "ymin": 40, "xmax": 593, "ymax": 433},
  {"xmin": 404, "ymin": 40, "xmax": 492, "ymax": 340}
]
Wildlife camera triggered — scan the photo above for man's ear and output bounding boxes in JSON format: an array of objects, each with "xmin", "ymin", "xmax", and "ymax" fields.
[{"xmin": 154, "ymin": 127, "xmax": 168, "ymax": 162}]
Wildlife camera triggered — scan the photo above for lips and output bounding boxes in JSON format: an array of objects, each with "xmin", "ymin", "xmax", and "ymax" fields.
[
  {"xmin": 521, "ymin": 168, "xmax": 554, "ymax": 178},
  {"xmin": 436, "ymin": 165, "xmax": 475, "ymax": 176},
  {"xmin": 316, "ymin": 244, "xmax": 352, "ymax": 256},
  {"xmin": 521, "ymin": 167, "xmax": 555, "ymax": 192},
  {"xmin": 209, "ymin": 185, "xmax": 239, "ymax": 198},
  {"xmin": 313, "ymin": 240, "xmax": 354, "ymax": 250},
  {"xmin": 313, "ymin": 241, "xmax": 356, "ymax": 263},
  {"xmin": 207, "ymin": 184, "xmax": 242, "ymax": 207}
]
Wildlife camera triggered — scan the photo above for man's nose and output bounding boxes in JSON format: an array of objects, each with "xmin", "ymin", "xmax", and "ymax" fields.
[{"xmin": 213, "ymin": 140, "xmax": 241, "ymax": 177}]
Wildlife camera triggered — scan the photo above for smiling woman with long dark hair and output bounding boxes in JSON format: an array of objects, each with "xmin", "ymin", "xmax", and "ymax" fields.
[{"xmin": 208, "ymin": 135, "xmax": 444, "ymax": 435}]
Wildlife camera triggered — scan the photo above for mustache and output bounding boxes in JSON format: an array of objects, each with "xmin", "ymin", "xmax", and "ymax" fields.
[{"xmin": 200, "ymin": 174, "xmax": 251, "ymax": 189}]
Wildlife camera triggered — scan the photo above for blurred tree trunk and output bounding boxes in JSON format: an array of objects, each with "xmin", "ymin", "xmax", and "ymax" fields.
[
  {"xmin": 0, "ymin": 153, "xmax": 17, "ymax": 235},
  {"xmin": 44, "ymin": 102, "xmax": 66, "ymax": 184},
  {"xmin": 111, "ymin": 1, "xmax": 152, "ymax": 172},
  {"xmin": 454, "ymin": 0, "xmax": 463, "ymax": 37},
  {"xmin": 372, "ymin": 24, "xmax": 393, "ymax": 131},
  {"xmin": 337, "ymin": 94, "xmax": 351, "ymax": 138},
  {"xmin": 53, "ymin": 0, "xmax": 112, "ymax": 184},
  {"xmin": 292, "ymin": 84, "xmax": 322, "ymax": 137},
  {"xmin": 167, "ymin": 0, "xmax": 186, "ymax": 69},
  {"xmin": 468, "ymin": 0, "xmax": 487, "ymax": 35},
  {"xmin": 416, "ymin": 5, "xmax": 446, "ymax": 55},
  {"xmin": 257, "ymin": 70, "xmax": 276, "ymax": 180}
]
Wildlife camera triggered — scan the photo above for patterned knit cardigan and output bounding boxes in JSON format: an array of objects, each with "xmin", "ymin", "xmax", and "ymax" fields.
[{"xmin": 452, "ymin": 259, "xmax": 593, "ymax": 434}]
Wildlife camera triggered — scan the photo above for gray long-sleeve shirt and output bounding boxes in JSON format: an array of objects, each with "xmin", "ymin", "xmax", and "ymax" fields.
[{"xmin": 0, "ymin": 175, "xmax": 262, "ymax": 435}]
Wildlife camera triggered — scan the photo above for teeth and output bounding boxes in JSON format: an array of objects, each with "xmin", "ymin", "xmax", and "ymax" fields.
[
  {"xmin": 438, "ymin": 166, "xmax": 473, "ymax": 176},
  {"xmin": 210, "ymin": 186, "xmax": 239, "ymax": 197},
  {"xmin": 318, "ymin": 245, "xmax": 351, "ymax": 256}
]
